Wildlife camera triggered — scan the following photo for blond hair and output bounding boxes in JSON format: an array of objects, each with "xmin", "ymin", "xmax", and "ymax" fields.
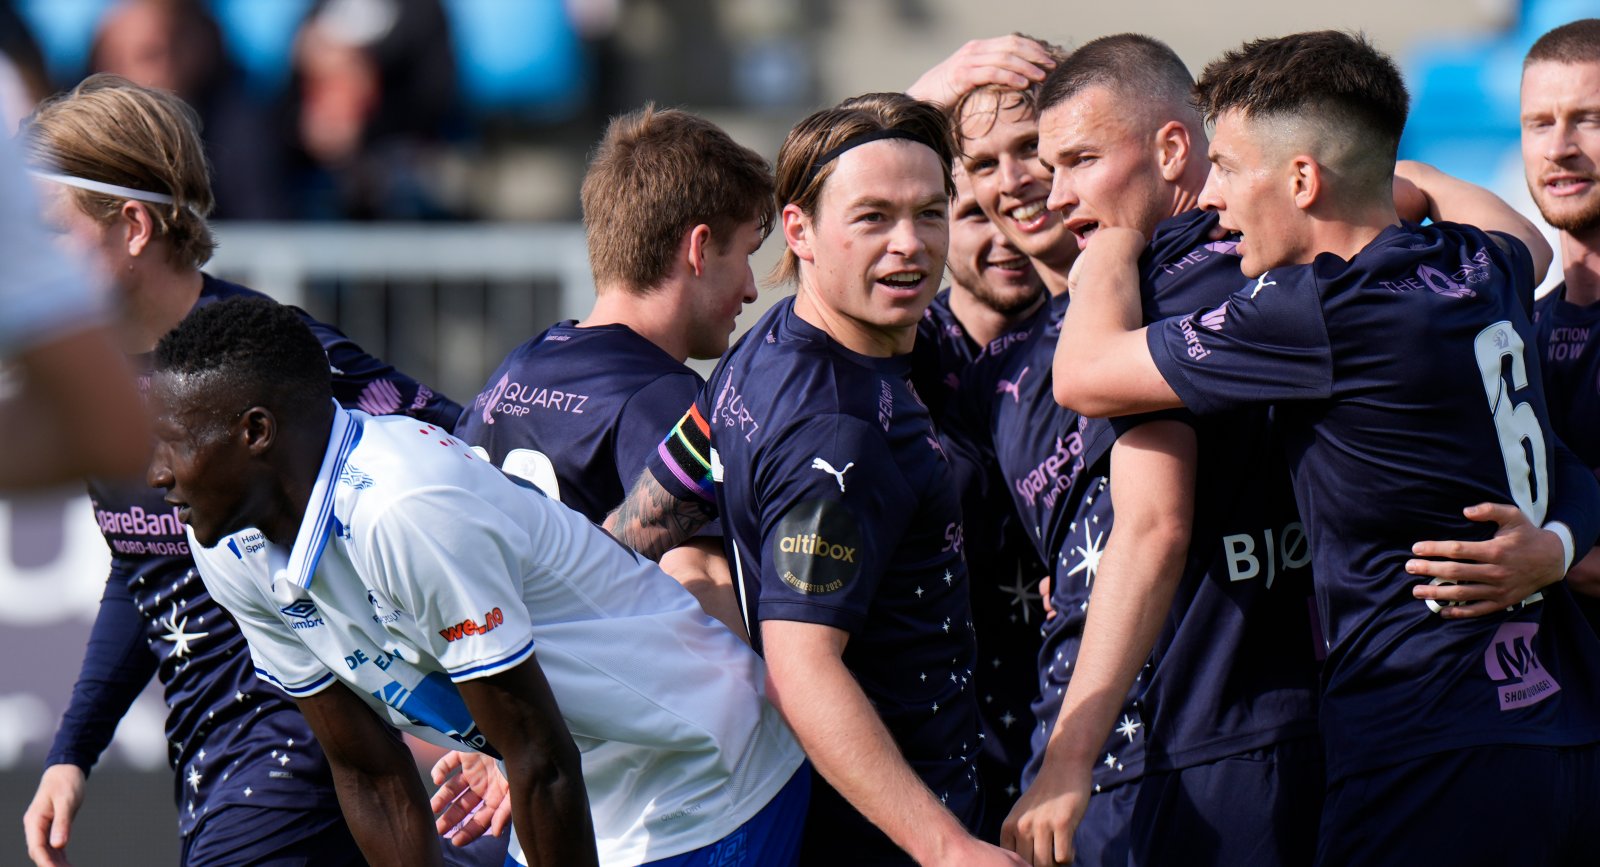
[{"xmin": 25, "ymin": 73, "xmax": 216, "ymax": 268}]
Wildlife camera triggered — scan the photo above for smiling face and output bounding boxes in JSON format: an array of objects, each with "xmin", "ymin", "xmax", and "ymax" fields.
[
  {"xmin": 947, "ymin": 167, "xmax": 1041, "ymax": 314},
  {"xmin": 1039, "ymin": 86, "xmax": 1176, "ymax": 248},
  {"xmin": 788, "ymin": 138, "xmax": 949, "ymax": 355},
  {"xmin": 1522, "ymin": 60, "xmax": 1600, "ymax": 237},
  {"xmin": 1197, "ymin": 110, "xmax": 1307, "ymax": 278},
  {"xmin": 145, "ymin": 371, "xmax": 266, "ymax": 548},
  {"xmin": 957, "ymin": 92, "xmax": 1076, "ymax": 271}
]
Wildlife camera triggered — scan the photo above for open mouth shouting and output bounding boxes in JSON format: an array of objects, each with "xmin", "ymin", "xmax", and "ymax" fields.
[{"xmin": 1065, "ymin": 218, "xmax": 1100, "ymax": 249}]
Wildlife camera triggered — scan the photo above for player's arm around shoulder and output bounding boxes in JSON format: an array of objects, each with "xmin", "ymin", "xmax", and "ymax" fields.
[{"xmin": 1394, "ymin": 160, "xmax": 1553, "ymax": 284}]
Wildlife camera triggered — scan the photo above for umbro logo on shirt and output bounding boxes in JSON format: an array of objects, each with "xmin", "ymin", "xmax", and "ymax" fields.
[{"xmin": 810, "ymin": 457, "xmax": 854, "ymax": 492}]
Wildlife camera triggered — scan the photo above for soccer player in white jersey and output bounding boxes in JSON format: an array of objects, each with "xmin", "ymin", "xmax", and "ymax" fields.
[{"xmin": 149, "ymin": 296, "xmax": 807, "ymax": 867}]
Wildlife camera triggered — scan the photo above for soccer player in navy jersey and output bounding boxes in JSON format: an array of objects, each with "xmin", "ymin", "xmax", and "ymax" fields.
[
  {"xmin": 18, "ymin": 75, "xmax": 468, "ymax": 867},
  {"xmin": 455, "ymin": 105, "xmax": 770, "ymax": 640},
  {"xmin": 997, "ymin": 35, "xmax": 1322, "ymax": 867},
  {"xmin": 1521, "ymin": 20, "xmax": 1600, "ymax": 605},
  {"xmin": 610, "ymin": 93, "xmax": 1026, "ymax": 866},
  {"xmin": 911, "ymin": 164, "xmax": 1050, "ymax": 837},
  {"xmin": 1054, "ymin": 32, "xmax": 1600, "ymax": 865}
]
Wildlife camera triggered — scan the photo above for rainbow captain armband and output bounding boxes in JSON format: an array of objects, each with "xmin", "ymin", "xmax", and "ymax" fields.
[{"xmin": 657, "ymin": 404, "xmax": 717, "ymax": 502}]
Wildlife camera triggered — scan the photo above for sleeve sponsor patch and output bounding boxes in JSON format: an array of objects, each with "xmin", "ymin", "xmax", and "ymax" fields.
[{"xmin": 770, "ymin": 498, "xmax": 864, "ymax": 595}]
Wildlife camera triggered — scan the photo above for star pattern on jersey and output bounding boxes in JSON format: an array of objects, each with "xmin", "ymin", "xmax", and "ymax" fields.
[
  {"xmin": 1116, "ymin": 714, "xmax": 1142, "ymax": 741},
  {"xmin": 997, "ymin": 569, "xmax": 1042, "ymax": 626},
  {"xmin": 1065, "ymin": 526, "xmax": 1106, "ymax": 588},
  {"xmin": 158, "ymin": 602, "xmax": 210, "ymax": 659},
  {"xmin": 186, "ymin": 766, "xmax": 203, "ymax": 792}
]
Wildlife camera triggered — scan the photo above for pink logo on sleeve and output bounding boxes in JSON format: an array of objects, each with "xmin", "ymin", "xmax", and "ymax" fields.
[{"xmin": 1485, "ymin": 622, "xmax": 1561, "ymax": 711}]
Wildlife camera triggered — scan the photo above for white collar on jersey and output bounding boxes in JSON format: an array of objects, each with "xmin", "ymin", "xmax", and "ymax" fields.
[{"xmin": 271, "ymin": 401, "xmax": 363, "ymax": 605}]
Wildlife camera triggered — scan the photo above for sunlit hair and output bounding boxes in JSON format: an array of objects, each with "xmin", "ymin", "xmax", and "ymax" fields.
[
  {"xmin": 1037, "ymin": 33, "xmax": 1195, "ymax": 124},
  {"xmin": 771, "ymin": 92, "xmax": 954, "ymax": 284},
  {"xmin": 948, "ymin": 33, "xmax": 1070, "ymax": 159},
  {"xmin": 1526, "ymin": 19, "xmax": 1600, "ymax": 67},
  {"xmin": 24, "ymin": 73, "xmax": 217, "ymax": 268},
  {"xmin": 581, "ymin": 104, "xmax": 774, "ymax": 293},
  {"xmin": 1194, "ymin": 31, "xmax": 1408, "ymax": 199}
]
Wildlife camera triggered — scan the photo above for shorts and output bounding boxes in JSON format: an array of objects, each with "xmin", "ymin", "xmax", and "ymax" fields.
[
  {"xmin": 1131, "ymin": 736, "xmax": 1323, "ymax": 867},
  {"xmin": 181, "ymin": 804, "xmax": 363, "ymax": 867},
  {"xmin": 1317, "ymin": 742, "xmax": 1600, "ymax": 867}
]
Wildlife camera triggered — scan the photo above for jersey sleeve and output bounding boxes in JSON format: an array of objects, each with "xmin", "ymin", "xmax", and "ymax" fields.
[
  {"xmin": 45, "ymin": 566, "xmax": 159, "ymax": 772},
  {"xmin": 1147, "ymin": 267, "xmax": 1335, "ymax": 415},
  {"xmin": 645, "ymin": 391, "xmax": 719, "ymax": 505},
  {"xmin": 300, "ymin": 314, "xmax": 465, "ymax": 429},
  {"xmin": 1486, "ymin": 230, "xmax": 1537, "ymax": 317},
  {"xmin": 754, "ymin": 414, "xmax": 914, "ymax": 633},
  {"xmin": 615, "ymin": 371, "xmax": 705, "ymax": 498},
  {"xmin": 1548, "ymin": 434, "xmax": 1600, "ymax": 562},
  {"xmin": 191, "ymin": 540, "xmax": 338, "ymax": 697},
  {"xmin": 360, "ymin": 487, "xmax": 538, "ymax": 682}
]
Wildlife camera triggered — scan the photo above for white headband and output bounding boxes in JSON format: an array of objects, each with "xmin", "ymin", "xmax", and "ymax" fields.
[{"xmin": 29, "ymin": 170, "xmax": 175, "ymax": 205}]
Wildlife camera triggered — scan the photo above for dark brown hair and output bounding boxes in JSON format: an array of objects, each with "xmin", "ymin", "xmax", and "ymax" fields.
[
  {"xmin": 771, "ymin": 92, "xmax": 954, "ymax": 284},
  {"xmin": 580, "ymin": 104, "xmax": 774, "ymax": 292},
  {"xmin": 1038, "ymin": 33, "xmax": 1193, "ymax": 120},
  {"xmin": 24, "ymin": 73, "xmax": 217, "ymax": 268}
]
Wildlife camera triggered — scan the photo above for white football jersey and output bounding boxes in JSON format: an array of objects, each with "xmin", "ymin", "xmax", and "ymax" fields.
[{"xmin": 191, "ymin": 406, "xmax": 803, "ymax": 865}]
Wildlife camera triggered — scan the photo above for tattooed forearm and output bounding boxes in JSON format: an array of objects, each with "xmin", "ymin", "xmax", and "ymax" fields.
[{"xmin": 605, "ymin": 470, "xmax": 715, "ymax": 560}]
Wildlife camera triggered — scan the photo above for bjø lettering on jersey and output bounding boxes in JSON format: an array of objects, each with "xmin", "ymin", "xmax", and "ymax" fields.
[
  {"xmin": 1485, "ymin": 622, "xmax": 1561, "ymax": 710},
  {"xmin": 438, "ymin": 607, "xmax": 506, "ymax": 642},
  {"xmin": 1222, "ymin": 522, "xmax": 1311, "ymax": 587}
]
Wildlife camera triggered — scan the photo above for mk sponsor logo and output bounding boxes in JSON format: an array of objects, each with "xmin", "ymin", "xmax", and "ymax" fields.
[
  {"xmin": 1485, "ymin": 621, "xmax": 1561, "ymax": 711},
  {"xmin": 438, "ymin": 607, "xmax": 505, "ymax": 642}
]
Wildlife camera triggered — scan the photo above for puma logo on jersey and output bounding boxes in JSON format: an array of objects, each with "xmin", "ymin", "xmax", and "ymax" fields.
[
  {"xmin": 1250, "ymin": 273, "xmax": 1276, "ymax": 298},
  {"xmin": 811, "ymin": 457, "xmax": 854, "ymax": 492},
  {"xmin": 996, "ymin": 366, "xmax": 1030, "ymax": 403}
]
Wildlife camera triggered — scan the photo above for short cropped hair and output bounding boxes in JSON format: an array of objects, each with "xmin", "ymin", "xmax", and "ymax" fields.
[
  {"xmin": 949, "ymin": 33, "xmax": 1070, "ymax": 156},
  {"xmin": 1195, "ymin": 31, "xmax": 1408, "ymax": 195},
  {"xmin": 580, "ymin": 105, "xmax": 775, "ymax": 292},
  {"xmin": 155, "ymin": 297, "xmax": 333, "ymax": 420},
  {"xmin": 1037, "ymin": 33, "xmax": 1194, "ymax": 121},
  {"xmin": 772, "ymin": 92, "xmax": 954, "ymax": 284},
  {"xmin": 24, "ymin": 73, "xmax": 217, "ymax": 269},
  {"xmin": 1526, "ymin": 19, "xmax": 1600, "ymax": 67}
]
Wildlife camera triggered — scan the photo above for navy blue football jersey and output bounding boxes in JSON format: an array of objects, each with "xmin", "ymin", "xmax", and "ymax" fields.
[
  {"xmin": 1115, "ymin": 209, "xmax": 1319, "ymax": 773},
  {"xmin": 1148, "ymin": 221, "xmax": 1600, "ymax": 781},
  {"xmin": 1534, "ymin": 285, "xmax": 1600, "ymax": 480},
  {"xmin": 912, "ymin": 288, "xmax": 979, "ymax": 421},
  {"xmin": 649, "ymin": 297, "xmax": 984, "ymax": 841},
  {"xmin": 948, "ymin": 295, "xmax": 1143, "ymax": 794},
  {"xmin": 48, "ymin": 274, "xmax": 461, "ymax": 834},
  {"xmin": 455, "ymin": 322, "xmax": 704, "ymax": 525}
]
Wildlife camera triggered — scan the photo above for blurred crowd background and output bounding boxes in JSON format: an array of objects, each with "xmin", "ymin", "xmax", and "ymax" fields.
[{"xmin": 0, "ymin": 0, "xmax": 1590, "ymax": 861}]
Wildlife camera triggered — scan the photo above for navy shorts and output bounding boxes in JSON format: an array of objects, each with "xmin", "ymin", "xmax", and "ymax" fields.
[
  {"xmin": 181, "ymin": 804, "xmax": 363, "ymax": 866},
  {"xmin": 1071, "ymin": 780, "xmax": 1136, "ymax": 867},
  {"xmin": 1317, "ymin": 742, "xmax": 1600, "ymax": 867},
  {"xmin": 1131, "ymin": 736, "xmax": 1323, "ymax": 867}
]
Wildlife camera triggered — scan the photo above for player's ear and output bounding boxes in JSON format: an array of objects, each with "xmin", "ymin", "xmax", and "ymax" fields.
[
  {"xmin": 118, "ymin": 200, "xmax": 157, "ymax": 258},
  {"xmin": 241, "ymin": 407, "xmax": 277, "ymax": 456},
  {"xmin": 1290, "ymin": 155, "xmax": 1320, "ymax": 211},
  {"xmin": 782, "ymin": 203, "xmax": 815, "ymax": 264},
  {"xmin": 684, "ymin": 223, "xmax": 713, "ymax": 278},
  {"xmin": 1155, "ymin": 120, "xmax": 1191, "ymax": 183}
]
